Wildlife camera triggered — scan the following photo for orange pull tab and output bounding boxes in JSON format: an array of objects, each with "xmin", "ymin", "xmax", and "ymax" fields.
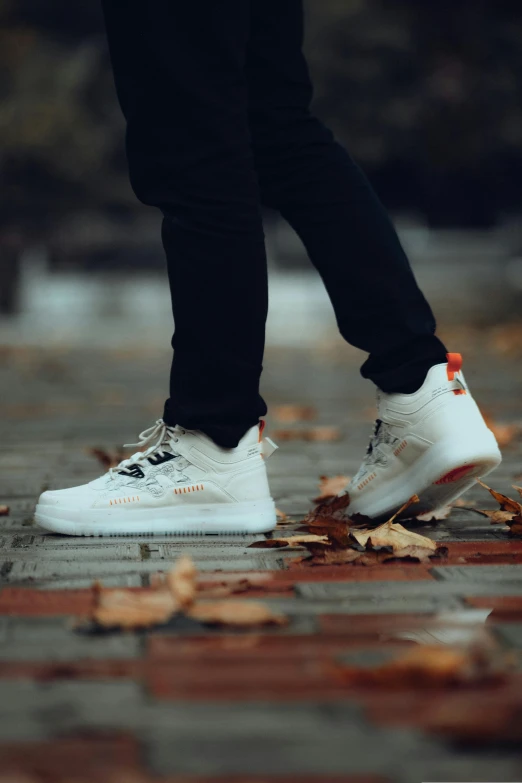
[
  {"xmin": 446, "ymin": 352, "xmax": 463, "ymax": 380},
  {"xmin": 258, "ymin": 419, "xmax": 266, "ymax": 442}
]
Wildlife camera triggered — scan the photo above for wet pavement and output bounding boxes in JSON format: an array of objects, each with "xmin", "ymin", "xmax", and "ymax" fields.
[{"xmin": 2, "ymin": 333, "xmax": 522, "ymax": 782}]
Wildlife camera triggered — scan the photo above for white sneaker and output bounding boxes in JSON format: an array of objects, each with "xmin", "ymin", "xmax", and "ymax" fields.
[
  {"xmin": 35, "ymin": 420, "xmax": 277, "ymax": 536},
  {"xmin": 347, "ymin": 353, "xmax": 502, "ymax": 520}
]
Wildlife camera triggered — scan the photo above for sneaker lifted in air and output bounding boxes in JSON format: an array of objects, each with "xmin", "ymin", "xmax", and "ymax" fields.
[{"xmin": 347, "ymin": 353, "xmax": 502, "ymax": 521}]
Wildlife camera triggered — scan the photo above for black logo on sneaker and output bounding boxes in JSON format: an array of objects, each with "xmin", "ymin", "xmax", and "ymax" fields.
[
  {"xmin": 147, "ymin": 451, "xmax": 177, "ymax": 466},
  {"xmin": 118, "ymin": 464, "xmax": 145, "ymax": 478}
]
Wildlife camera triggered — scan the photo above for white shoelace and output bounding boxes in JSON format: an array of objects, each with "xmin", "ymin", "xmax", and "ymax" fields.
[{"xmin": 108, "ymin": 419, "xmax": 186, "ymax": 479}]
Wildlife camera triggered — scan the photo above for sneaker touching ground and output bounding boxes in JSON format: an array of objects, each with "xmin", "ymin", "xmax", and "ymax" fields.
[
  {"xmin": 347, "ymin": 353, "xmax": 502, "ymax": 521},
  {"xmin": 35, "ymin": 420, "xmax": 278, "ymax": 537}
]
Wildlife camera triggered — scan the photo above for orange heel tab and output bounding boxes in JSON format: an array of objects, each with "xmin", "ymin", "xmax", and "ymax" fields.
[
  {"xmin": 446, "ymin": 352, "xmax": 463, "ymax": 380},
  {"xmin": 258, "ymin": 419, "xmax": 266, "ymax": 442}
]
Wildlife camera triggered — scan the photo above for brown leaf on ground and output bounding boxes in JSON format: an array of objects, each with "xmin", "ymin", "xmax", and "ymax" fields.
[
  {"xmin": 478, "ymin": 509, "xmax": 517, "ymax": 525},
  {"xmin": 477, "ymin": 480, "xmax": 522, "ymax": 536},
  {"xmin": 272, "ymin": 404, "xmax": 316, "ymax": 423},
  {"xmin": 272, "ymin": 426, "xmax": 341, "ymax": 442},
  {"xmin": 335, "ymin": 645, "xmax": 507, "ymax": 689},
  {"xmin": 476, "ymin": 480, "xmax": 522, "ymax": 515},
  {"xmin": 313, "ymin": 475, "xmax": 350, "ymax": 502},
  {"xmin": 301, "ymin": 517, "xmax": 352, "ymax": 549},
  {"xmin": 0, "ymin": 505, "xmax": 9, "ymax": 516},
  {"xmin": 86, "ymin": 447, "xmax": 126, "ymax": 469},
  {"xmin": 416, "ymin": 505, "xmax": 452, "ymax": 522},
  {"xmin": 197, "ymin": 575, "xmax": 287, "ymax": 598},
  {"xmin": 91, "ymin": 584, "xmax": 177, "ymax": 629},
  {"xmin": 187, "ymin": 599, "xmax": 288, "ymax": 627},
  {"xmin": 352, "ymin": 518, "xmax": 437, "ymax": 554},
  {"xmin": 305, "ymin": 492, "xmax": 351, "ymax": 521},
  {"xmin": 483, "ymin": 414, "xmax": 521, "ymax": 448},
  {"xmin": 248, "ymin": 539, "xmax": 292, "ymax": 549},
  {"xmin": 91, "ymin": 556, "xmax": 197, "ymax": 628},
  {"xmin": 249, "ymin": 534, "xmax": 329, "ymax": 550},
  {"xmin": 293, "ymin": 546, "xmax": 385, "ymax": 567},
  {"xmin": 166, "ymin": 555, "xmax": 197, "ymax": 608},
  {"xmin": 89, "ymin": 557, "xmax": 289, "ymax": 629}
]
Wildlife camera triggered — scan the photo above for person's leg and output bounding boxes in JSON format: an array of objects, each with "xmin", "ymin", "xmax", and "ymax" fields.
[
  {"xmin": 34, "ymin": 1, "xmax": 278, "ymax": 537},
  {"xmin": 247, "ymin": 0, "xmax": 447, "ymax": 393},
  {"xmin": 101, "ymin": 0, "xmax": 268, "ymax": 447},
  {"xmin": 246, "ymin": 0, "xmax": 501, "ymax": 520}
]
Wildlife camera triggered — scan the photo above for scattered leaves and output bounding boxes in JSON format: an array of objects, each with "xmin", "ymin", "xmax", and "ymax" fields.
[
  {"xmin": 187, "ymin": 600, "xmax": 287, "ymax": 627},
  {"xmin": 0, "ymin": 505, "xmax": 9, "ymax": 516},
  {"xmin": 313, "ymin": 475, "xmax": 350, "ymax": 502},
  {"xmin": 335, "ymin": 645, "xmax": 508, "ymax": 689},
  {"xmin": 272, "ymin": 404, "xmax": 316, "ymax": 423},
  {"xmin": 272, "ymin": 426, "xmax": 341, "ymax": 442},
  {"xmin": 294, "ymin": 495, "xmax": 446, "ymax": 567}
]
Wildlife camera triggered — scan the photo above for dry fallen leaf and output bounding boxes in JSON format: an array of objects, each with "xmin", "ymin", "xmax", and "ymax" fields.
[
  {"xmin": 335, "ymin": 645, "xmax": 507, "ymax": 689},
  {"xmin": 88, "ymin": 556, "xmax": 288, "ymax": 630},
  {"xmin": 313, "ymin": 475, "xmax": 350, "ymax": 502},
  {"xmin": 352, "ymin": 520, "xmax": 437, "ymax": 557},
  {"xmin": 166, "ymin": 554, "xmax": 197, "ymax": 608},
  {"xmin": 477, "ymin": 480, "xmax": 522, "ymax": 535},
  {"xmin": 91, "ymin": 584, "xmax": 177, "ymax": 629},
  {"xmin": 272, "ymin": 404, "xmax": 316, "ymax": 423},
  {"xmin": 187, "ymin": 599, "xmax": 287, "ymax": 627},
  {"xmin": 478, "ymin": 509, "xmax": 516, "ymax": 525},
  {"xmin": 248, "ymin": 539, "xmax": 291, "ymax": 549},
  {"xmin": 249, "ymin": 534, "xmax": 329, "ymax": 549},
  {"xmin": 0, "ymin": 505, "xmax": 9, "ymax": 516},
  {"xmin": 272, "ymin": 426, "xmax": 341, "ymax": 442},
  {"xmin": 91, "ymin": 556, "xmax": 197, "ymax": 628}
]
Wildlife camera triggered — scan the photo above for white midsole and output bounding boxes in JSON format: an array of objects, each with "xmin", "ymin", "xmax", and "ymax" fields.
[
  {"xmin": 35, "ymin": 498, "xmax": 277, "ymax": 536},
  {"xmin": 348, "ymin": 431, "xmax": 501, "ymax": 520}
]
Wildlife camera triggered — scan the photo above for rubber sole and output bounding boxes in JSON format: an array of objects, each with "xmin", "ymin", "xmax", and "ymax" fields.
[
  {"xmin": 34, "ymin": 498, "xmax": 277, "ymax": 537},
  {"xmin": 347, "ymin": 433, "xmax": 502, "ymax": 522}
]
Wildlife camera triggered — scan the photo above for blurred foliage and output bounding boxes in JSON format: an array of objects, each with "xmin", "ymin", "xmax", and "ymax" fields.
[{"xmin": 1, "ymin": 0, "xmax": 522, "ymax": 236}]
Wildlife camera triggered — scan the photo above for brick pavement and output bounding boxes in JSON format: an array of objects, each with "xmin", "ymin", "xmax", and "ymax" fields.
[{"xmin": 2, "ymin": 337, "xmax": 522, "ymax": 781}]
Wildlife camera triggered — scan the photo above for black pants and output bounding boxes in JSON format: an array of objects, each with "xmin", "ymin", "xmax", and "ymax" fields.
[{"xmin": 101, "ymin": 0, "xmax": 447, "ymax": 447}]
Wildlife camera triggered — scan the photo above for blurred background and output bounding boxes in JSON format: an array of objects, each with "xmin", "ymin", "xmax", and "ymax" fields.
[{"xmin": 2, "ymin": 0, "xmax": 522, "ymax": 351}]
